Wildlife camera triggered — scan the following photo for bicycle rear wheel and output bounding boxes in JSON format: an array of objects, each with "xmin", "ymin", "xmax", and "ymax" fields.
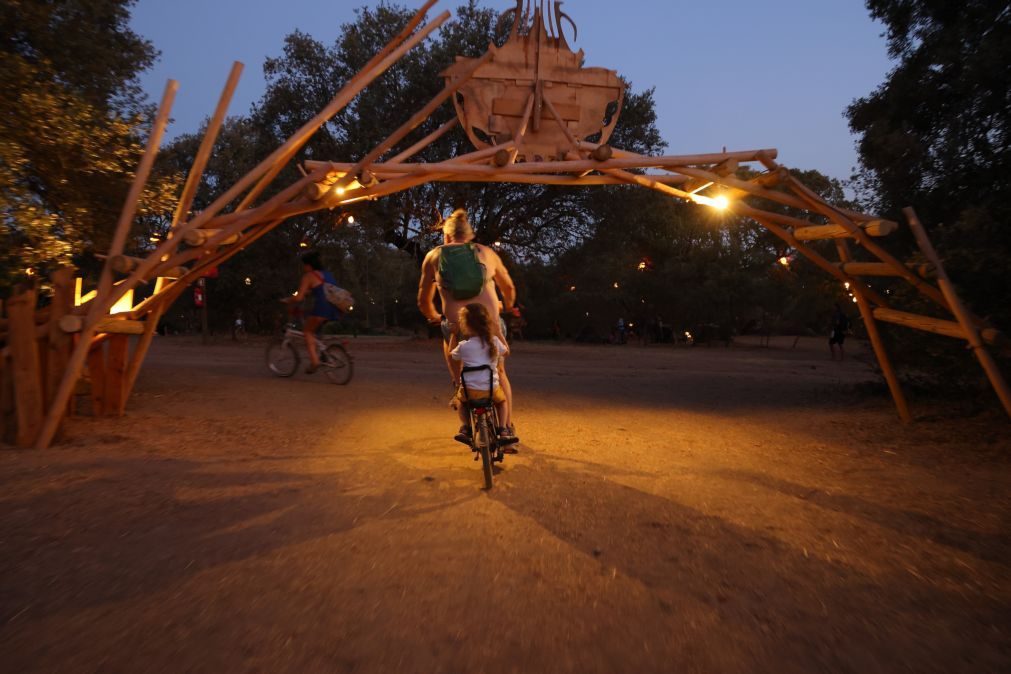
[
  {"xmin": 266, "ymin": 339, "xmax": 299, "ymax": 377},
  {"xmin": 476, "ymin": 415, "xmax": 494, "ymax": 489},
  {"xmin": 321, "ymin": 343, "xmax": 353, "ymax": 385}
]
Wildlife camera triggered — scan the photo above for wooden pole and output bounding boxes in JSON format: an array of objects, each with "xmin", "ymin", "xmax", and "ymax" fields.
[
  {"xmin": 35, "ymin": 80, "xmax": 177, "ymax": 449},
  {"xmin": 328, "ymin": 47, "xmax": 496, "ymax": 198},
  {"xmin": 387, "ymin": 117, "xmax": 459, "ymax": 164},
  {"xmin": 7, "ymin": 287, "xmax": 44, "ymax": 447},
  {"xmin": 837, "ymin": 240, "xmax": 911, "ymax": 422},
  {"xmin": 236, "ymin": 1, "xmax": 443, "ymax": 212},
  {"xmin": 170, "ymin": 62, "xmax": 244, "ymax": 235},
  {"xmin": 904, "ymin": 207, "xmax": 1011, "ymax": 417},
  {"xmin": 101, "ymin": 7, "xmax": 450, "ymax": 313}
]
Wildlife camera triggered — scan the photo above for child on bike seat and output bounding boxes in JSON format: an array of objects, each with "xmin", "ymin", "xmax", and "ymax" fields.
[{"xmin": 450, "ymin": 303, "xmax": 515, "ymax": 445}]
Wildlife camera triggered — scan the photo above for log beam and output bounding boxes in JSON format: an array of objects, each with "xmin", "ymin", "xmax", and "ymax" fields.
[{"xmin": 793, "ymin": 220, "xmax": 898, "ymax": 241}]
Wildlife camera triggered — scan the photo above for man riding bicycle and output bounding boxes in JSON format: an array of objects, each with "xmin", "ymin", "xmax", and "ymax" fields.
[{"xmin": 417, "ymin": 209, "xmax": 518, "ymax": 442}]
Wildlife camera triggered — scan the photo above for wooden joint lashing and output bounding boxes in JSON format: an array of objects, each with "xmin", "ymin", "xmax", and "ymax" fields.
[
  {"xmin": 590, "ymin": 145, "xmax": 612, "ymax": 162},
  {"xmin": 793, "ymin": 219, "xmax": 898, "ymax": 241},
  {"xmin": 183, "ymin": 229, "xmax": 240, "ymax": 247},
  {"xmin": 110, "ymin": 255, "xmax": 187, "ymax": 278}
]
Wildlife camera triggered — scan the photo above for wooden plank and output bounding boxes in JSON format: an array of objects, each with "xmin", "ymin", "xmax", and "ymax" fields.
[
  {"xmin": 904, "ymin": 207, "xmax": 1011, "ymax": 417},
  {"xmin": 86, "ymin": 341, "xmax": 106, "ymax": 417},
  {"xmin": 105, "ymin": 334, "xmax": 130, "ymax": 416},
  {"xmin": 60, "ymin": 315, "xmax": 146, "ymax": 335},
  {"xmin": 793, "ymin": 220, "xmax": 898, "ymax": 241},
  {"xmin": 493, "ymin": 96, "xmax": 579, "ymax": 120},
  {"xmin": 8, "ymin": 288, "xmax": 44, "ymax": 447}
]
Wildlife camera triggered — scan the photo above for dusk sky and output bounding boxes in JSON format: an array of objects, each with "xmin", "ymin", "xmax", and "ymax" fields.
[{"xmin": 130, "ymin": 0, "xmax": 892, "ymax": 182}]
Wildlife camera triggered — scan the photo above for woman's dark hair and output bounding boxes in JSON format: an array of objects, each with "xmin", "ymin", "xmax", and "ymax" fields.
[{"xmin": 301, "ymin": 251, "xmax": 323, "ymax": 270}]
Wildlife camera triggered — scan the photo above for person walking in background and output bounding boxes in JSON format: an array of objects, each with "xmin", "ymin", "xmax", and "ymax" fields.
[{"xmin": 829, "ymin": 302, "xmax": 851, "ymax": 361}]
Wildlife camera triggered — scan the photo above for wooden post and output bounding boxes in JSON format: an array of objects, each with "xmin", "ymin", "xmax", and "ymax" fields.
[
  {"xmin": 86, "ymin": 341, "xmax": 106, "ymax": 417},
  {"xmin": 836, "ymin": 240, "xmax": 911, "ymax": 422},
  {"xmin": 105, "ymin": 334, "xmax": 130, "ymax": 416},
  {"xmin": 0, "ymin": 350, "xmax": 14, "ymax": 445},
  {"xmin": 45, "ymin": 268, "xmax": 75, "ymax": 438},
  {"xmin": 904, "ymin": 207, "xmax": 1011, "ymax": 418},
  {"xmin": 8, "ymin": 287, "xmax": 44, "ymax": 447}
]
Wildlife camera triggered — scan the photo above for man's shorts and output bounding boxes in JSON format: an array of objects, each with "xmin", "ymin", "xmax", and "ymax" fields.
[
  {"xmin": 441, "ymin": 317, "xmax": 508, "ymax": 344},
  {"xmin": 829, "ymin": 330, "xmax": 846, "ymax": 345},
  {"xmin": 454, "ymin": 385, "xmax": 507, "ymax": 406}
]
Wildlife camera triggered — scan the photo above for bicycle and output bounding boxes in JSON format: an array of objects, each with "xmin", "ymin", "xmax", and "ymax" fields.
[
  {"xmin": 265, "ymin": 308, "xmax": 353, "ymax": 385},
  {"xmin": 460, "ymin": 364, "xmax": 506, "ymax": 489}
]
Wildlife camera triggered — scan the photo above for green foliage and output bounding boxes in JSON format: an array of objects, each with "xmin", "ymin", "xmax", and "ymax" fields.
[{"xmin": 0, "ymin": 0, "xmax": 180, "ymax": 295}]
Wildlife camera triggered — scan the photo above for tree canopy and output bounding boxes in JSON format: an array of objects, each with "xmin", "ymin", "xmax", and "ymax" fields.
[
  {"xmin": 0, "ymin": 0, "xmax": 179, "ymax": 292},
  {"xmin": 847, "ymin": 0, "xmax": 1011, "ymax": 330}
]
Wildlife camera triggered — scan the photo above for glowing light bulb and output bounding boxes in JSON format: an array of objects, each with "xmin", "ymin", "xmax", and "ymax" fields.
[
  {"xmin": 778, "ymin": 256, "xmax": 790, "ymax": 266},
  {"xmin": 347, "ymin": 215, "xmax": 355, "ymax": 224}
]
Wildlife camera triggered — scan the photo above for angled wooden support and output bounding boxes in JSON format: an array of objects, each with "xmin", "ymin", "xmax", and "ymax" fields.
[
  {"xmin": 36, "ymin": 79, "xmax": 177, "ymax": 449},
  {"xmin": 328, "ymin": 46, "xmax": 496, "ymax": 199},
  {"xmin": 237, "ymin": 1, "xmax": 443, "ymax": 211},
  {"xmin": 387, "ymin": 117, "xmax": 459, "ymax": 164},
  {"xmin": 904, "ymin": 207, "xmax": 1011, "ymax": 417},
  {"xmin": 170, "ymin": 61, "xmax": 244, "ymax": 235},
  {"xmin": 837, "ymin": 240, "xmax": 911, "ymax": 422},
  {"xmin": 779, "ymin": 170, "xmax": 951, "ymax": 311}
]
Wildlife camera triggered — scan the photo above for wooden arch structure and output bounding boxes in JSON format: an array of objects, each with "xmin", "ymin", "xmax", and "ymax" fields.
[{"xmin": 3, "ymin": 0, "xmax": 1009, "ymax": 449}]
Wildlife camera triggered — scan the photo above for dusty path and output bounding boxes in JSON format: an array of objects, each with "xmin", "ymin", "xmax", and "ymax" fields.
[{"xmin": 1, "ymin": 336, "xmax": 1008, "ymax": 673}]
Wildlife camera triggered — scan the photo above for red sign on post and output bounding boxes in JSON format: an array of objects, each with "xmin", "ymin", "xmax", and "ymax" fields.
[
  {"xmin": 193, "ymin": 286, "xmax": 205, "ymax": 308},
  {"xmin": 202, "ymin": 266, "xmax": 219, "ymax": 279}
]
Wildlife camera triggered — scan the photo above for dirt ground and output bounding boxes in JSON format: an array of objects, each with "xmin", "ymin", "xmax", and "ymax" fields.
[{"xmin": 1, "ymin": 335, "xmax": 1008, "ymax": 673}]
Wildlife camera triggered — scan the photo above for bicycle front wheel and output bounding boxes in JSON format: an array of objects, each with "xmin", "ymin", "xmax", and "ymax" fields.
[
  {"xmin": 266, "ymin": 339, "xmax": 299, "ymax": 377},
  {"xmin": 322, "ymin": 343, "xmax": 353, "ymax": 385}
]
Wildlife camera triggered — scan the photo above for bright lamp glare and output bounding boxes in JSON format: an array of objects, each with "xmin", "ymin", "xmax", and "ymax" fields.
[{"xmin": 691, "ymin": 193, "xmax": 730, "ymax": 210}]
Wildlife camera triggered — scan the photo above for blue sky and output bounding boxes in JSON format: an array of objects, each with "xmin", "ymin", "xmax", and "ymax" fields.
[{"xmin": 131, "ymin": 0, "xmax": 891, "ymax": 181}]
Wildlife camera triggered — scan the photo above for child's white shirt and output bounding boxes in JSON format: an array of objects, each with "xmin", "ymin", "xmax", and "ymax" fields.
[{"xmin": 451, "ymin": 336, "xmax": 509, "ymax": 389}]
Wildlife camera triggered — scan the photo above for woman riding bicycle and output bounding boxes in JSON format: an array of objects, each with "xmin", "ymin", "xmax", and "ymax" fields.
[{"xmin": 283, "ymin": 251, "xmax": 342, "ymax": 373}]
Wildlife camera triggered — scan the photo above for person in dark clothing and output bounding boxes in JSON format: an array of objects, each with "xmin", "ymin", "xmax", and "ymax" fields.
[
  {"xmin": 283, "ymin": 251, "xmax": 341, "ymax": 373},
  {"xmin": 829, "ymin": 303, "xmax": 851, "ymax": 361}
]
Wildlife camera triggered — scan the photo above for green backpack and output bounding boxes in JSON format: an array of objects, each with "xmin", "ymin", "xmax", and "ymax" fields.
[{"xmin": 438, "ymin": 244, "xmax": 485, "ymax": 300}]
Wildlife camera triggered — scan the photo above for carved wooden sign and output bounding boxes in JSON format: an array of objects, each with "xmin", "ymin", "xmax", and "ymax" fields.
[{"xmin": 442, "ymin": 0, "xmax": 625, "ymax": 161}]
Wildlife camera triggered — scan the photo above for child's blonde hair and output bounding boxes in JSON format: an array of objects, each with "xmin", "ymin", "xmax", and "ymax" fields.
[{"xmin": 459, "ymin": 303, "xmax": 496, "ymax": 359}]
